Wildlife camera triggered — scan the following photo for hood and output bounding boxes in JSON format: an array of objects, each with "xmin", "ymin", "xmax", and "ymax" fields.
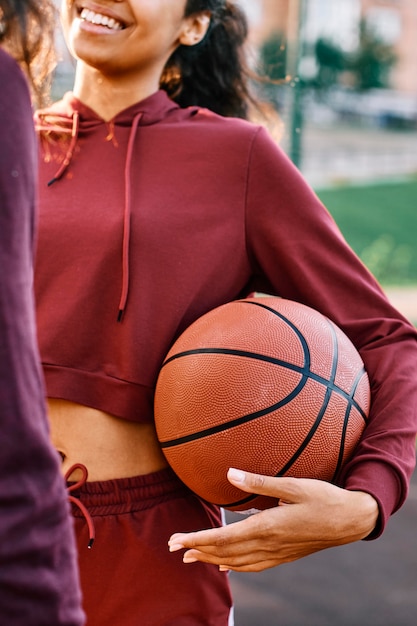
[{"xmin": 35, "ymin": 88, "xmax": 182, "ymax": 129}]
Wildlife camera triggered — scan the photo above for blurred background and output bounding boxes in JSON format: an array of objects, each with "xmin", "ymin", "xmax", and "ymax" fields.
[
  {"xmin": 51, "ymin": 2, "xmax": 417, "ymax": 624},
  {"xmin": 240, "ymin": 0, "xmax": 417, "ymax": 324}
]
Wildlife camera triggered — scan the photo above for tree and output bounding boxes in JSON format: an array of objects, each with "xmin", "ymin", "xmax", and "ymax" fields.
[
  {"xmin": 350, "ymin": 19, "xmax": 397, "ymax": 91},
  {"xmin": 312, "ymin": 20, "xmax": 396, "ymax": 93},
  {"xmin": 257, "ymin": 31, "xmax": 288, "ymax": 112},
  {"xmin": 314, "ymin": 37, "xmax": 347, "ymax": 90},
  {"xmin": 259, "ymin": 31, "xmax": 287, "ymax": 82}
]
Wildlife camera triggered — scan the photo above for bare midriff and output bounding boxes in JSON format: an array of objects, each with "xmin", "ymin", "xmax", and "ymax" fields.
[{"xmin": 47, "ymin": 398, "xmax": 168, "ymax": 482}]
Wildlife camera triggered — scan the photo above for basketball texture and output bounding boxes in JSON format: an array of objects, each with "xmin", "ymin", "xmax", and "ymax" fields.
[{"xmin": 154, "ymin": 297, "xmax": 370, "ymax": 511}]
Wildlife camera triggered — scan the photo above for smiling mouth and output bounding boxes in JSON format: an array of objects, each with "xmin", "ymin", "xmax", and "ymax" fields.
[{"xmin": 80, "ymin": 8, "xmax": 125, "ymax": 31}]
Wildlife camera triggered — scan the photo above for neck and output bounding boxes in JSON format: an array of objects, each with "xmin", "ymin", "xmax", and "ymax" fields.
[{"xmin": 73, "ymin": 63, "xmax": 160, "ymax": 120}]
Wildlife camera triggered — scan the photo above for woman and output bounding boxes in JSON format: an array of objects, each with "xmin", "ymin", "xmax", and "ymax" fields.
[
  {"xmin": 34, "ymin": 1, "xmax": 417, "ymax": 624},
  {"xmin": 0, "ymin": 0, "xmax": 83, "ymax": 623}
]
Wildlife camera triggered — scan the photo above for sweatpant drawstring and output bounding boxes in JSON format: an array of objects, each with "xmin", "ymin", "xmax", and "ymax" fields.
[{"xmin": 66, "ymin": 463, "xmax": 96, "ymax": 549}]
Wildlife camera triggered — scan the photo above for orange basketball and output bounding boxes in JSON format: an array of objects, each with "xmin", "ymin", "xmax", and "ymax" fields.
[{"xmin": 154, "ymin": 297, "xmax": 370, "ymax": 511}]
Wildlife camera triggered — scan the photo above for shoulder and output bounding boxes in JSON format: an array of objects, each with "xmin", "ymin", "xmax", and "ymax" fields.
[
  {"xmin": 0, "ymin": 48, "xmax": 32, "ymax": 132},
  {"xmin": 0, "ymin": 46, "xmax": 21, "ymax": 75},
  {"xmin": 186, "ymin": 106, "xmax": 260, "ymax": 137},
  {"xmin": 0, "ymin": 49, "xmax": 36, "ymax": 190},
  {"xmin": 166, "ymin": 104, "xmax": 282, "ymax": 160},
  {"xmin": 0, "ymin": 48, "xmax": 30, "ymax": 102}
]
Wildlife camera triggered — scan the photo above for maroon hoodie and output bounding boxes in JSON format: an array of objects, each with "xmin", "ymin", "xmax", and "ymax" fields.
[
  {"xmin": 0, "ymin": 49, "xmax": 84, "ymax": 624},
  {"xmin": 34, "ymin": 89, "xmax": 417, "ymax": 538}
]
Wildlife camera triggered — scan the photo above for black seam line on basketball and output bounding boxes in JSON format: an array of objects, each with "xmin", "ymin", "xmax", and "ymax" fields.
[
  {"xmin": 159, "ymin": 375, "xmax": 309, "ymax": 449},
  {"xmin": 328, "ymin": 318, "xmax": 339, "ymax": 392},
  {"xmin": 225, "ymin": 375, "xmax": 368, "ymax": 510},
  {"xmin": 161, "ymin": 347, "xmax": 367, "ymax": 422},
  {"xmin": 238, "ymin": 299, "xmax": 312, "ymax": 368},
  {"xmin": 244, "ymin": 300, "xmax": 340, "ymax": 397},
  {"xmin": 331, "ymin": 366, "xmax": 370, "ymax": 482},
  {"xmin": 240, "ymin": 302, "xmax": 368, "ymax": 416},
  {"xmin": 331, "ymin": 402, "xmax": 353, "ymax": 483},
  {"xmin": 162, "ymin": 298, "xmax": 312, "ymax": 372},
  {"xmin": 219, "ymin": 386, "xmax": 335, "ymax": 509},
  {"xmin": 274, "ymin": 374, "xmax": 334, "ymax": 478},
  {"xmin": 242, "ymin": 303, "xmax": 366, "ymax": 424},
  {"xmin": 222, "ymin": 336, "xmax": 369, "ymax": 507}
]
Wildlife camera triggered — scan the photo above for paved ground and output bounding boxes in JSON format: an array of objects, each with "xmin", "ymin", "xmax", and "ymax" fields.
[{"xmin": 228, "ymin": 469, "xmax": 417, "ymax": 625}]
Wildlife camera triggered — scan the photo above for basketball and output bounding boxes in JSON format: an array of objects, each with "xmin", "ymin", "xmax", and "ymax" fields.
[{"xmin": 154, "ymin": 297, "xmax": 370, "ymax": 511}]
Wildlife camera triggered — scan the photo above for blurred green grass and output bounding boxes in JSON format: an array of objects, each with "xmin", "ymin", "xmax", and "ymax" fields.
[{"xmin": 316, "ymin": 179, "xmax": 417, "ymax": 286}]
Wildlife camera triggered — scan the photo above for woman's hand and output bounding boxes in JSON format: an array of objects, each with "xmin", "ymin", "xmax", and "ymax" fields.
[{"xmin": 168, "ymin": 468, "xmax": 379, "ymax": 572}]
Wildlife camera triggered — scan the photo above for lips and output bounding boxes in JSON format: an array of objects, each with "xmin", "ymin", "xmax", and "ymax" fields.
[{"xmin": 79, "ymin": 7, "xmax": 125, "ymax": 30}]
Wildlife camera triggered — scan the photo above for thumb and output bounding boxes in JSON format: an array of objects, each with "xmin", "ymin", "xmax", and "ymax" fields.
[{"xmin": 227, "ymin": 467, "xmax": 304, "ymax": 503}]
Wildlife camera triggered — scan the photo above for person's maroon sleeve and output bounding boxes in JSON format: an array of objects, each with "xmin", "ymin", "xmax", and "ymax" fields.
[
  {"xmin": 245, "ymin": 127, "xmax": 417, "ymax": 537},
  {"xmin": 0, "ymin": 50, "xmax": 84, "ymax": 624}
]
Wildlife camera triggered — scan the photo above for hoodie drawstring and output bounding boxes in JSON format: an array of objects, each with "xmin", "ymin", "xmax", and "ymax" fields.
[
  {"xmin": 65, "ymin": 463, "xmax": 95, "ymax": 549},
  {"xmin": 47, "ymin": 112, "xmax": 80, "ymax": 187},
  {"xmin": 39, "ymin": 108, "xmax": 142, "ymax": 322},
  {"xmin": 117, "ymin": 112, "xmax": 142, "ymax": 322}
]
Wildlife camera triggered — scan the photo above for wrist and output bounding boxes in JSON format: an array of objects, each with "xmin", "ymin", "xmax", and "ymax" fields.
[{"xmin": 345, "ymin": 489, "xmax": 380, "ymax": 540}]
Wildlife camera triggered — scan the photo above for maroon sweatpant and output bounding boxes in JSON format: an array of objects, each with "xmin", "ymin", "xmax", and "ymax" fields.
[{"xmin": 70, "ymin": 467, "xmax": 233, "ymax": 626}]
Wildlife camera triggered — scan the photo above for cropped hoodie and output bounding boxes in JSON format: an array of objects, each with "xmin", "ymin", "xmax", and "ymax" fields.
[{"xmin": 34, "ymin": 90, "xmax": 417, "ymax": 537}]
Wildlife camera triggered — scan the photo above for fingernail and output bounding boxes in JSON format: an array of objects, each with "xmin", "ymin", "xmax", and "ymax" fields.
[
  {"xmin": 219, "ymin": 566, "xmax": 230, "ymax": 572},
  {"xmin": 183, "ymin": 555, "xmax": 198, "ymax": 564},
  {"xmin": 168, "ymin": 543, "xmax": 184, "ymax": 552},
  {"xmin": 228, "ymin": 468, "xmax": 245, "ymax": 483}
]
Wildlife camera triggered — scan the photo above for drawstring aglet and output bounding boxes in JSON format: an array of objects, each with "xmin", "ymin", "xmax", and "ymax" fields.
[
  {"xmin": 46, "ymin": 111, "xmax": 79, "ymax": 187},
  {"xmin": 69, "ymin": 494, "xmax": 96, "ymax": 549},
  {"xmin": 66, "ymin": 463, "xmax": 96, "ymax": 549}
]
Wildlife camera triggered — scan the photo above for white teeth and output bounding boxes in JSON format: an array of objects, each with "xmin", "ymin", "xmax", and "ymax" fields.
[{"xmin": 80, "ymin": 8, "xmax": 123, "ymax": 30}]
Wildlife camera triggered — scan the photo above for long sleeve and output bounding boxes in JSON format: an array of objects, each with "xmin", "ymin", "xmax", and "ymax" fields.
[
  {"xmin": 245, "ymin": 127, "xmax": 417, "ymax": 537},
  {"xmin": 0, "ymin": 50, "xmax": 84, "ymax": 624}
]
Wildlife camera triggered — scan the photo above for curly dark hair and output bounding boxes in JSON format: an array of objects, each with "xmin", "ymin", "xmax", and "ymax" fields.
[
  {"xmin": 0, "ymin": 0, "xmax": 57, "ymax": 106},
  {"xmin": 160, "ymin": 0, "xmax": 257, "ymax": 119}
]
